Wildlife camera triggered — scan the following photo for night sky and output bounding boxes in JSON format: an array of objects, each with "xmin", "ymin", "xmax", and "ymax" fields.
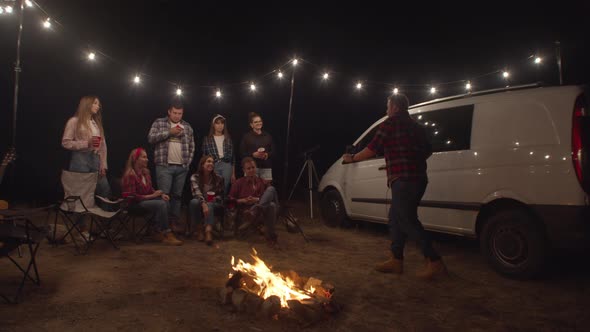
[{"xmin": 0, "ymin": 0, "xmax": 589, "ymax": 204}]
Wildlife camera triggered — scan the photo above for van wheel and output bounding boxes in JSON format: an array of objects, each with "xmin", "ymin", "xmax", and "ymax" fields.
[
  {"xmin": 480, "ymin": 209, "xmax": 547, "ymax": 279},
  {"xmin": 321, "ymin": 190, "xmax": 349, "ymax": 228}
]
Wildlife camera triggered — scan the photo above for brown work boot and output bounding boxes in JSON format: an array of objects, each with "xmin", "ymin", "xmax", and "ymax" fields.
[
  {"xmin": 205, "ymin": 225, "xmax": 213, "ymax": 246},
  {"xmin": 375, "ymin": 256, "xmax": 403, "ymax": 274},
  {"xmin": 416, "ymin": 259, "xmax": 448, "ymax": 280},
  {"xmin": 162, "ymin": 232, "xmax": 183, "ymax": 246},
  {"xmin": 152, "ymin": 232, "xmax": 164, "ymax": 242}
]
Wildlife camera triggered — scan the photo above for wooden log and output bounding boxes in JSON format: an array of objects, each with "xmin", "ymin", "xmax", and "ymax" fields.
[
  {"xmin": 243, "ymin": 292, "xmax": 264, "ymax": 315},
  {"xmin": 219, "ymin": 287, "xmax": 233, "ymax": 305},
  {"xmin": 287, "ymin": 299, "xmax": 323, "ymax": 323},
  {"xmin": 303, "ymin": 277, "xmax": 323, "ymax": 292},
  {"xmin": 282, "ymin": 270, "xmax": 308, "ymax": 289},
  {"xmin": 226, "ymin": 271, "xmax": 243, "ymax": 289},
  {"xmin": 231, "ymin": 288, "xmax": 248, "ymax": 311},
  {"xmin": 259, "ymin": 295, "xmax": 281, "ymax": 318},
  {"xmin": 241, "ymin": 273, "xmax": 261, "ymax": 293}
]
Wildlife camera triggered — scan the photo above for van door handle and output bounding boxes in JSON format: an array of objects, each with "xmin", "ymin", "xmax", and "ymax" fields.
[{"xmin": 378, "ymin": 165, "xmax": 386, "ymax": 170}]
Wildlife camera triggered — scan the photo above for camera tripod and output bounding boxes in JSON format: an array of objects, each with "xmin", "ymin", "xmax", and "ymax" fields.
[{"xmin": 288, "ymin": 148, "xmax": 321, "ymax": 219}]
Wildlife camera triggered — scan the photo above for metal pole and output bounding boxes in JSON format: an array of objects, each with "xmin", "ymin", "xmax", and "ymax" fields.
[
  {"xmin": 281, "ymin": 68, "xmax": 295, "ymax": 199},
  {"xmin": 307, "ymin": 159, "xmax": 313, "ymax": 219},
  {"xmin": 12, "ymin": 0, "xmax": 25, "ymax": 148},
  {"xmin": 555, "ymin": 40, "xmax": 563, "ymax": 85}
]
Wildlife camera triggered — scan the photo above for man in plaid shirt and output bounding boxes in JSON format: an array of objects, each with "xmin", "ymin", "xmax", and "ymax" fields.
[
  {"xmin": 342, "ymin": 93, "xmax": 447, "ymax": 280},
  {"xmin": 148, "ymin": 98, "xmax": 195, "ymax": 228}
]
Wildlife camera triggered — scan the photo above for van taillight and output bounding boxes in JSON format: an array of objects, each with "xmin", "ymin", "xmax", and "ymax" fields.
[{"xmin": 572, "ymin": 95, "xmax": 586, "ymax": 188}]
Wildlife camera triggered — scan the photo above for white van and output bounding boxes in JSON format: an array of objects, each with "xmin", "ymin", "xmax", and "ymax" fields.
[{"xmin": 319, "ymin": 84, "xmax": 590, "ymax": 278}]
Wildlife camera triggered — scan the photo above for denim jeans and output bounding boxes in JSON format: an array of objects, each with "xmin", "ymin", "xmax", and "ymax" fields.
[
  {"xmin": 389, "ymin": 178, "xmax": 440, "ymax": 261},
  {"xmin": 155, "ymin": 164, "xmax": 188, "ymax": 219},
  {"xmin": 214, "ymin": 161, "xmax": 232, "ymax": 196},
  {"xmin": 254, "ymin": 186, "xmax": 279, "ymax": 240},
  {"xmin": 69, "ymin": 151, "xmax": 111, "ymax": 198},
  {"xmin": 189, "ymin": 198, "xmax": 220, "ymax": 227},
  {"xmin": 138, "ymin": 198, "xmax": 170, "ymax": 232}
]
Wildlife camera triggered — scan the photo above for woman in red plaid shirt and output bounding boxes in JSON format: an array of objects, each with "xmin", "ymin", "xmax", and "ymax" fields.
[{"xmin": 121, "ymin": 148, "xmax": 183, "ymax": 246}]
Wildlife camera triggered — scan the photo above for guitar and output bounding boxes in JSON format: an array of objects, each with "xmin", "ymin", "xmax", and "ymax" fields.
[{"xmin": 0, "ymin": 147, "xmax": 16, "ymax": 186}]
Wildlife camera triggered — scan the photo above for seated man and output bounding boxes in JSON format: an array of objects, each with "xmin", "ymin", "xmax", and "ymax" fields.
[{"xmin": 229, "ymin": 157, "xmax": 279, "ymax": 247}]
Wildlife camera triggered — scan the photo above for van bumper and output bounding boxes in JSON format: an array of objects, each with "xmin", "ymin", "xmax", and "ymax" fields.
[{"xmin": 532, "ymin": 204, "xmax": 590, "ymax": 250}]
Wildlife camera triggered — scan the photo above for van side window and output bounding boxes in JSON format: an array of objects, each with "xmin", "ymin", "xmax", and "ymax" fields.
[
  {"xmin": 353, "ymin": 126, "xmax": 383, "ymax": 158},
  {"xmin": 411, "ymin": 105, "xmax": 474, "ymax": 152}
]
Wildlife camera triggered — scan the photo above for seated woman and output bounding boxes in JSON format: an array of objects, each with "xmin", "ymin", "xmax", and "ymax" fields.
[
  {"xmin": 121, "ymin": 148, "xmax": 183, "ymax": 246},
  {"xmin": 188, "ymin": 155, "xmax": 225, "ymax": 246},
  {"xmin": 229, "ymin": 157, "xmax": 279, "ymax": 247}
]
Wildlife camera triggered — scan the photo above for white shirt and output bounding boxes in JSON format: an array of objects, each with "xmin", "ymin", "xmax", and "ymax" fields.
[
  {"xmin": 90, "ymin": 119, "xmax": 100, "ymax": 136},
  {"xmin": 168, "ymin": 121, "xmax": 184, "ymax": 165},
  {"xmin": 214, "ymin": 135, "xmax": 225, "ymax": 158}
]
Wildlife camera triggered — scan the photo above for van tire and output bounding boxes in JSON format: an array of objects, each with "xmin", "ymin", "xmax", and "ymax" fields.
[
  {"xmin": 321, "ymin": 190, "xmax": 348, "ymax": 228},
  {"xmin": 480, "ymin": 209, "xmax": 547, "ymax": 279}
]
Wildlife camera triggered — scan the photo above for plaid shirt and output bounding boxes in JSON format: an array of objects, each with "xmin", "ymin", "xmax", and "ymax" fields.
[
  {"xmin": 190, "ymin": 172, "xmax": 225, "ymax": 203},
  {"xmin": 121, "ymin": 169, "xmax": 155, "ymax": 202},
  {"xmin": 367, "ymin": 111, "xmax": 432, "ymax": 184},
  {"xmin": 228, "ymin": 175, "xmax": 269, "ymax": 213},
  {"xmin": 147, "ymin": 117, "xmax": 195, "ymax": 167},
  {"xmin": 202, "ymin": 136, "xmax": 235, "ymax": 164}
]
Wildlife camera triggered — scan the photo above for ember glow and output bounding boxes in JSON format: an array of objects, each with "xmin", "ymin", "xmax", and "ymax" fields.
[{"xmin": 231, "ymin": 249, "xmax": 312, "ymax": 307}]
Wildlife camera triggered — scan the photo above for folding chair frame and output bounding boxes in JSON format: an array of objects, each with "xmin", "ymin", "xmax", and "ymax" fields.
[
  {"xmin": 53, "ymin": 196, "xmax": 124, "ymax": 254},
  {"xmin": 0, "ymin": 206, "xmax": 52, "ymax": 304}
]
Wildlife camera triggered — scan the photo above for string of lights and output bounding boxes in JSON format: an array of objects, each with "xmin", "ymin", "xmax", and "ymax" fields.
[{"xmin": 1, "ymin": 0, "xmax": 556, "ymax": 100}]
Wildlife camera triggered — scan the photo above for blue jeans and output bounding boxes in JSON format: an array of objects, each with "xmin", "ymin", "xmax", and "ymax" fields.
[
  {"xmin": 214, "ymin": 161, "xmax": 232, "ymax": 196},
  {"xmin": 156, "ymin": 165, "xmax": 188, "ymax": 219},
  {"xmin": 389, "ymin": 178, "xmax": 439, "ymax": 261},
  {"xmin": 254, "ymin": 186, "xmax": 279, "ymax": 240},
  {"xmin": 137, "ymin": 198, "xmax": 170, "ymax": 232},
  {"xmin": 69, "ymin": 151, "xmax": 111, "ymax": 198},
  {"xmin": 189, "ymin": 199, "xmax": 220, "ymax": 227}
]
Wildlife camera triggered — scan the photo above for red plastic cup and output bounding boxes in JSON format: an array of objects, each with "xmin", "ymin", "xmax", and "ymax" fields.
[
  {"xmin": 206, "ymin": 191, "xmax": 216, "ymax": 202},
  {"xmin": 92, "ymin": 136, "xmax": 101, "ymax": 148}
]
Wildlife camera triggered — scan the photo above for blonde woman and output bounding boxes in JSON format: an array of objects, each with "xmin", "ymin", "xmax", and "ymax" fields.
[
  {"xmin": 61, "ymin": 96, "xmax": 111, "ymax": 198},
  {"xmin": 121, "ymin": 148, "xmax": 183, "ymax": 246}
]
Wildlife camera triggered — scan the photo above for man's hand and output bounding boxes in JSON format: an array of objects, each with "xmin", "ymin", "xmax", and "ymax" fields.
[
  {"xmin": 99, "ymin": 166, "xmax": 107, "ymax": 177},
  {"xmin": 202, "ymin": 202, "xmax": 209, "ymax": 218},
  {"xmin": 170, "ymin": 126, "xmax": 183, "ymax": 137},
  {"xmin": 342, "ymin": 153, "xmax": 354, "ymax": 164}
]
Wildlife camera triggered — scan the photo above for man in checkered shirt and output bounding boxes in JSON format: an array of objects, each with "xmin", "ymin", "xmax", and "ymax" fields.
[
  {"xmin": 148, "ymin": 98, "xmax": 195, "ymax": 229},
  {"xmin": 342, "ymin": 93, "xmax": 447, "ymax": 280}
]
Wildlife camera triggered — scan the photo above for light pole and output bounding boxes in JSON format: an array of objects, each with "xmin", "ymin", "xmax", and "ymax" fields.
[
  {"xmin": 2, "ymin": 0, "xmax": 25, "ymax": 150},
  {"xmin": 281, "ymin": 59, "xmax": 297, "ymax": 200}
]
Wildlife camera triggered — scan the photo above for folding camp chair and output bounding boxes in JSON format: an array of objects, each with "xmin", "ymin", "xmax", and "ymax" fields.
[
  {"xmin": 0, "ymin": 206, "xmax": 51, "ymax": 304},
  {"xmin": 53, "ymin": 170, "xmax": 126, "ymax": 254}
]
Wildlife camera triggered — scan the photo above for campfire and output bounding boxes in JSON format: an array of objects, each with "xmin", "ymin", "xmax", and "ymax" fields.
[{"xmin": 220, "ymin": 248, "xmax": 340, "ymax": 323}]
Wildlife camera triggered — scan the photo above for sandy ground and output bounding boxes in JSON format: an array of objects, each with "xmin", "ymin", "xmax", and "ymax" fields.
[{"xmin": 1, "ymin": 203, "xmax": 589, "ymax": 332}]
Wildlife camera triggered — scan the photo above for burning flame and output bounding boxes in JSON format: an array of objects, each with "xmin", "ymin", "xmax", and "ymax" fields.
[{"xmin": 231, "ymin": 248, "xmax": 311, "ymax": 307}]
